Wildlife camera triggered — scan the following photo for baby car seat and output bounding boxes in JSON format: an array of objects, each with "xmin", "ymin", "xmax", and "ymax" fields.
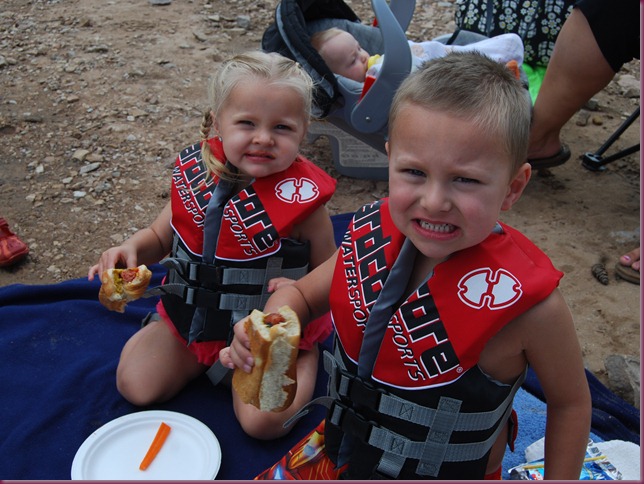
[{"xmin": 263, "ymin": 0, "xmax": 417, "ymax": 180}]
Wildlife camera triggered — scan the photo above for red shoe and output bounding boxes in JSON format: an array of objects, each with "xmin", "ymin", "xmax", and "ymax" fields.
[{"xmin": 0, "ymin": 218, "xmax": 29, "ymax": 267}]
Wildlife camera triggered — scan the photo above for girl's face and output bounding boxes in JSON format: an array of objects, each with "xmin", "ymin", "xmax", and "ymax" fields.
[
  {"xmin": 386, "ymin": 104, "xmax": 530, "ymax": 263},
  {"xmin": 214, "ymin": 80, "xmax": 308, "ymax": 179}
]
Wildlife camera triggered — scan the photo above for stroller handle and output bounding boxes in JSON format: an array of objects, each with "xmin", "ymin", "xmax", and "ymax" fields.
[{"xmin": 350, "ymin": 0, "xmax": 414, "ymax": 134}]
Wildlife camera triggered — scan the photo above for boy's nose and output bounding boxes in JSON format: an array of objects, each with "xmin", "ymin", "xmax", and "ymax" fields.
[{"xmin": 422, "ymin": 185, "xmax": 451, "ymax": 213}]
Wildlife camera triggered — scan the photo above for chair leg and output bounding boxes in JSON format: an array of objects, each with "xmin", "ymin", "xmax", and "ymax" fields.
[{"xmin": 581, "ymin": 107, "xmax": 640, "ymax": 171}]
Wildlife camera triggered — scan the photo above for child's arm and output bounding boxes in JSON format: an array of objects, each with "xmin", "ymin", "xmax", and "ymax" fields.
[
  {"xmin": 222, "ymin": 249, "xmax": 338, "ymax": 373},
  {"xmin": 88, "ymin": 201, "xmax": 173, "ymax": 280},
  {"xmin": 292, "ymin": 205, "xmax": 337, "ymax": 268},
  {"xmin": 521, "ymin": 288, "xmax": 592, "ymax": 479}
]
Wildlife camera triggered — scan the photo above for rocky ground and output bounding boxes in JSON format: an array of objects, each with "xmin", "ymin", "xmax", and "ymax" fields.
[{"xmin": 0, "ymin": 0, "xmax": 640, "ymax": 405}]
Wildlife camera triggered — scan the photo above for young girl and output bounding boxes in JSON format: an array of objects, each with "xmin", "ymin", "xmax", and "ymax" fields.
[{"xmin": 88, "ymin": 51, "xmax": 337, "ymax": 439}]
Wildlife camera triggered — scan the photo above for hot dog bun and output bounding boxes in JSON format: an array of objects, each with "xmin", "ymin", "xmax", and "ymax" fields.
[
  {"xmin": 98, "ymin": 264, "xmax": 152, "ymax": 313},
  {"xmin": 232, "ymin": 306, "xmax": 301, "ymax": 412}
]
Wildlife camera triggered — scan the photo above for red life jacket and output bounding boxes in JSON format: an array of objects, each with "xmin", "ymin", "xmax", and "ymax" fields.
[
  {"xmin": 325, "ymin": 198, "xmax": 562, "ymax": 479},
  {"xmin": 158, "ymin": 138, "xmax": 336, "ymax": 342}
]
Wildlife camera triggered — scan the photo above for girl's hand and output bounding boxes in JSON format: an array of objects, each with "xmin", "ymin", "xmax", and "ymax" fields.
[
  {"xmin": 267, "ymin": 277, "xmax": 295, "ymax": 293},
  {"xmin": 87, "ymin": 246, "xmax": 138, "ymax": 281},
  {"xmin": 220, "ymin": 317, "xmax": 254, "ymax": 373}
]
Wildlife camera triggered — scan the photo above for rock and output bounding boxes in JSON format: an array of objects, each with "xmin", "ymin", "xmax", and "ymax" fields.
[
  {"xmin": 79, "ymin": 162, "xmax": 101, "ymax": 174},
  {"xmin": 616, "ymin": 74, "xmax": 640, "ymax": 98},
  {"xmin": 605, "ymin": 354, "xmax": 640, "ymax": 408},
  {"xmin": 72, "ymin": 149, "xmax": 90, "ymax": 162},
  {"xmin": 575, "ymin": 110, "xmax": 590, "ymax": 127},
  {"xmin": 236, "ymin": 15, "xmax": 251, "ymax": 30}
]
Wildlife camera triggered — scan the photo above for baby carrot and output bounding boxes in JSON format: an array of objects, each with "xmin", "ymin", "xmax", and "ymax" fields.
[{"xmin": 139, "ymin": 422, "xmax": 171, "ymax": 471}]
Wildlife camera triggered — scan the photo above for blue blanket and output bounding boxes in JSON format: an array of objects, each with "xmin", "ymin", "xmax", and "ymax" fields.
[{"xmin": 0, "ymin": 214, "xmax": 638, "ymax": 480}]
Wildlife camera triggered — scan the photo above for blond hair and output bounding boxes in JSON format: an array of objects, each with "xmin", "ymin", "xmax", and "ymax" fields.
[
  {"xmin": 199, "ymin": 51, "xmax": 314, "ymax": 180},
  {"xmin": 388, "ymin": 52, "xmax": 531, "ymax": 175}
]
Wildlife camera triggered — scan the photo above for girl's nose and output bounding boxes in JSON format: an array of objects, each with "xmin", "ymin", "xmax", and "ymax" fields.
[{"xmin": 253, "ymin": 129, "xmax": 273, "ymax": 145}]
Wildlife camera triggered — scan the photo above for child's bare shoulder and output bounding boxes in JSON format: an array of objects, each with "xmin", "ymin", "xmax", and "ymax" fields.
[{"xmin": 479, "ymin": 289, "xmax": 571, "ymax": 383}]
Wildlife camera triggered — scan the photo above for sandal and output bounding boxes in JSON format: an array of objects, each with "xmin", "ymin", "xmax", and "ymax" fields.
[
  {"xmin": 528, "ymin": 144, "xmax": 571, "ymax": 170},
  {"xmin": 615, "ymin": 262, "xmax": 640, "ymax": 285},
  {"xmin": 0, "ymin": 218, "xmax": 29, "ymax": 268}
]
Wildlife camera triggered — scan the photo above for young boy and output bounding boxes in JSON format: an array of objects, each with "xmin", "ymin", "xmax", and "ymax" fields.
[
  {"xmin": 222, "ymin": 52, "xmax": 591, "ymax": 479},
  {"xmin": 311, "ymin": 27, "xmax": 524, "ymax": 82}
]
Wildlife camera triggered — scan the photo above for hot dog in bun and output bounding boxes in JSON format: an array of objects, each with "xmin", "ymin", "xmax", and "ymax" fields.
[
  {"xmin": 98, "ymin": 264, "xmax": 152, "ymax": 313},
  {"xmin": 232, "ymin": 306, "xmax": 301, "ymax": 412}
]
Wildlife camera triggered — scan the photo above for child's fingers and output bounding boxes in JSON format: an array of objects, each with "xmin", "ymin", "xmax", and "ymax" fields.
[{"xmin": 229, "ymin": 337, "xmax": 253, "ymax": 372}]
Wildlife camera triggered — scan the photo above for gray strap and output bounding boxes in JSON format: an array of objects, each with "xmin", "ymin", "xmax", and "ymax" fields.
[
  {"xmin": 325, "ymin": 348, "xmax": 523, "ymax": 432},
  {"xmin": 282, "ymin": 395, "xmax": 335, "ymax": 429},
  {"xmin": 206, "ymin": 359, "xmax": 230, "ymax": 386},
  {"xmin": 222, "ymin": 265, "xmax": 307, "ymax": 285},
  {"xmin": 415, "ymin": 397, "xmax": 461, "ymax": 477},
  {"xmin": 219, "ymin": 293, "xmax": 263, "ymax": 311},
  {"xmin": 357, "ymin": 238, "xmax": 416, "ymax": 379}
]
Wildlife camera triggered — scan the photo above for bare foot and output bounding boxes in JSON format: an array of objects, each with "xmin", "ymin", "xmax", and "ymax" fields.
[{"xmin": 619, "ymin": 247, "xmax": 640, "ymax": 272}]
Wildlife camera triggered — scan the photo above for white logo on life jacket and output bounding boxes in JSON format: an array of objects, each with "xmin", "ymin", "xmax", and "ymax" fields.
[
  {"xmin": 275, "ymin": 177, "xmax": 319, "ymax": 203},
  {"xmin": 457, "ymin": 268, "xmax": 522, "ymax": 310}
]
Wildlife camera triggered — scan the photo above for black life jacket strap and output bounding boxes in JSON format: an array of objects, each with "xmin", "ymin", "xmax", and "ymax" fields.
[
  {"xmin": 321, "ymin": 348, "xmax": 526, "ymax": 477},
  {"xmin": 325, "ymin": 350, "xmax": 523, "ymax": 432}
]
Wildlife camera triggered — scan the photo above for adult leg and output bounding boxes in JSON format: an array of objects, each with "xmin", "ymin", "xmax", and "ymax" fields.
[
  {"xmin": 232, "ymin": 345, "xmax": 320, "ymax": 440},
  {"xmin": 117, "ymin": 320, "xmax": 207, "ymax": 405},
  {"xmin": 527, "ymin": 7, "xmax": 616, "ymax": 161}
]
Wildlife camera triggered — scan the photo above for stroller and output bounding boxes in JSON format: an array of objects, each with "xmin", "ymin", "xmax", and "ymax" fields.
[{"xmin": 262, "ymin": 0, "xmax": 495, "ymax": 180}]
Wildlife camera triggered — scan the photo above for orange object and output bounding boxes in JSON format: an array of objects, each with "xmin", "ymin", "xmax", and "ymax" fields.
[
  {"xmin": 139, "ymin": 422, "xmax": 171, "ymax": 471},
  {"xmin": 506, "ymin": 60, "xmax": 521, "ymax": 80}
]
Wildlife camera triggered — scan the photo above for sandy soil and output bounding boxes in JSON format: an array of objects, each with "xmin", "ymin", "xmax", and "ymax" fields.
[{"xmin": 0, "ymin": 0, "xmax": 640, "ymax": 404}]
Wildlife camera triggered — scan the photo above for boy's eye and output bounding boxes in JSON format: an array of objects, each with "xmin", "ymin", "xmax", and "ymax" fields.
[
  {"xmin": 455, "ymin": 176, "xmax": 479, "ymax": 184},
  {"xmin": 405, "ymin": 168, "xmax": 425, "ymax": 177}
]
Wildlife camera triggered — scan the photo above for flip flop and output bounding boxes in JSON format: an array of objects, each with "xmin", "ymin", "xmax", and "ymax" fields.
[
  {"xmin": 615, "ymin": 262, "xmax": 640, "ymax": 285},
  {"xmin": 527, "ymin": 144, "xmax": 571, "ymax": 170}
]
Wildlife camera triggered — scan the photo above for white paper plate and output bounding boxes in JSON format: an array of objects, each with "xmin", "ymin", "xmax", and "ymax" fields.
[{"xmin": 71, "ymin": 410, "xmax": 221, "ymax": 480}]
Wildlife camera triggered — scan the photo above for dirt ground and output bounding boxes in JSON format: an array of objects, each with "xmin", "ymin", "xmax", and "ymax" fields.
[{"xmin": 0, "ymin": 0, "xmax": 640, "ymax": 404}]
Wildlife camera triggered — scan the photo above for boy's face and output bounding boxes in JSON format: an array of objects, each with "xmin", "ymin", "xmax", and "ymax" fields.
[
  {"xmin": 320, "ymin": 31, "xmax": 369, "ymax": 82},
  {"xmin": 386, "ymin": 103, "xmax": 530, "ymax": 262}
]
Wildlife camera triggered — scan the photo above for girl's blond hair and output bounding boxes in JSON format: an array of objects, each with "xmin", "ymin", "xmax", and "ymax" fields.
[{"xmin": 199, "ymin": 51, "xmax": 314, "ymax": 180}]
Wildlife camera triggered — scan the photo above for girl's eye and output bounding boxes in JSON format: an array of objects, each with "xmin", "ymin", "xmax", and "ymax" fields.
[
  {"xmin": 238, "ymin": 120, "xmax": 253, "ymax": 126},
  {"xmin": 275, "ymin": 124, "xmax": 292, "ymax": 131}
]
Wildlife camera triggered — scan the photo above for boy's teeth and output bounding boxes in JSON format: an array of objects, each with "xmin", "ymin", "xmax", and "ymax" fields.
[{"xmin": 420, "ymin": 221, "xmax": 453, "ymax": 233}]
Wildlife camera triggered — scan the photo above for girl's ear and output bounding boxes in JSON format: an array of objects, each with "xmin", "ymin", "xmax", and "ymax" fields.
[{"xmin": 501, "ymin": 162, "xmax": 531, "ymax": 211}]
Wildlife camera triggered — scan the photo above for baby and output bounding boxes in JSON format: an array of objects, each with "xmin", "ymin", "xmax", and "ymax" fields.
[{"xmin": 311, "ymin": 27, "xmax": 524, "ymax": 82}]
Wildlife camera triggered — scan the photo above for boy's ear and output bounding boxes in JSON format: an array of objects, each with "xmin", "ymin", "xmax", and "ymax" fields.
[{"xmin": 501, "ymin": 162, "xmax": 531, "ymax": 211}]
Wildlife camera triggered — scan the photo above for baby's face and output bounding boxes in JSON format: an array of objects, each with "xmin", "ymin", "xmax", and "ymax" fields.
[{"xmin": 320, "ymin": 31, "xmax": 369, "ymax": 82}]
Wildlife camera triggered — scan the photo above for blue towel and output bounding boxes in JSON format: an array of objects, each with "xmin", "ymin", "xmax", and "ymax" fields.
[{"xmin": 0, "ymin": 213, "xmax": 638, "ymax": 479}]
